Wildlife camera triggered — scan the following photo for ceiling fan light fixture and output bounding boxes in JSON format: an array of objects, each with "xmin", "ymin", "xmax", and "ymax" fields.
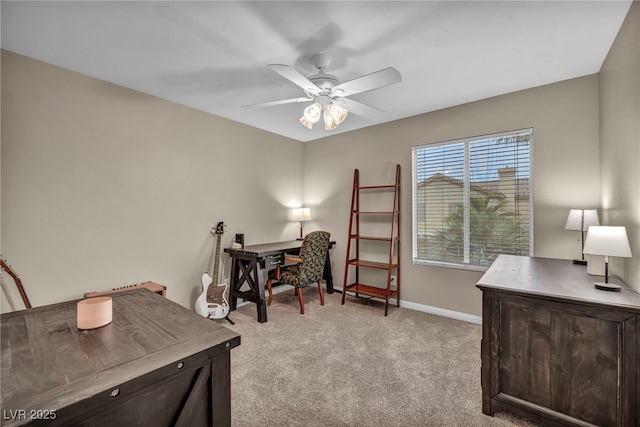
[
  {"xmin": 300, "ymin": 102, "xmax": 322, "ymax": 129},
  {"xmin": 323, "ymin": 103, "xmax": 348, "ymax": 130},
  {"xmin": 257, "ymin": 55, "xmax": 401, "ymax": 134},
  {"xmin": 299, "ymin": 115, "xmax": 315, "ymax": 129},
  {"xmin": 304, "ymin": 102, "xmax": 322, "ymax": 122}
]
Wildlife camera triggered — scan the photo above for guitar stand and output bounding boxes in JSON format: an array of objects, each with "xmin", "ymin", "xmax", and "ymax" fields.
[{"xmin": 209, "ymin": 315, "xmax": 235, "ymax": 326}]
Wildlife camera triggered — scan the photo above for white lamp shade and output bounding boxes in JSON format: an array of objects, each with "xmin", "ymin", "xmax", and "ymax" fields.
[
  {"xmin": 565, "ymin": 209, "xmax": 600, "ymax": 231},
  {"xmin": 291, "ymin": 208, "xmax": 311, "ymax": 222},
  {"xmin": 583, "ymin": 226, "xmax": 632, "ymax": 257}
]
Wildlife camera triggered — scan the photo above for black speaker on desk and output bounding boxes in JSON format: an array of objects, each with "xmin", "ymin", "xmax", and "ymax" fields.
[{"xmin": 235, "ymin": 233, "xmax": 244, "ymax": 247}]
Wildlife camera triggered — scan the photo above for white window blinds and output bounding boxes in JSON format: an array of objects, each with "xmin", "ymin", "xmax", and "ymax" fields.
[{"xmin": 412, "ymin": 128, "xmax": 533, "ymax": 270}]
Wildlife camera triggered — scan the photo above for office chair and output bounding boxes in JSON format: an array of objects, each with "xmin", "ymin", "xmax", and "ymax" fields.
[{"xmin": 266, "ymin": 231, "xmax": 330, "ymax": 314}]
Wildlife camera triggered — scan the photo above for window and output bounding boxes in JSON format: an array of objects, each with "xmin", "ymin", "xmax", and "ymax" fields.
[{"xmin": 412, "ymin": 128, "xmax": 533, "ymax": 270}]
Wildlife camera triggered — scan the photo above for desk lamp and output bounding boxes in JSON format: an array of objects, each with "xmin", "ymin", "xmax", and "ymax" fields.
[
  {"xmin": 291, "ymin": 208, "xmax": 311, "ymax": 239},
  {"xmin": 582, "ymin": 226, "xmax": 632, "ymax": 291},
  {"xmin": 564, "ymin": 209, "xmax": 599, "ymax": 265}
]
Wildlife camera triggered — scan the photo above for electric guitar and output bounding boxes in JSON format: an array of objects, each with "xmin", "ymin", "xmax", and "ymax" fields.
[
  {"xmin": 1, "ymin": 258, "xmax": 32, "ymax": 310},
  {"xmin": 195, "ymin": 222, "xmax": 229, "ymax": 319}
]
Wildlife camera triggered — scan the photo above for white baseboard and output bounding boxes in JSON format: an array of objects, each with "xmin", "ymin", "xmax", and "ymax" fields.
[
  {"xmin": 237, "ymin": 285, "xmax": 482, "ymax": 325},
  {"xmin": 338, "ymin": 287, "xmax": 482, "ymax": 324},
  {"xmin": 398, "ymin": 300, "xmax": 482, "ymax": 324}
]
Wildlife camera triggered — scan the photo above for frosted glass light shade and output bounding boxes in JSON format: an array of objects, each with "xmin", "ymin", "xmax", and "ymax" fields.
[
  {"xmin": 583, "ymin": 226, "xmax": 632, "ymax": 257},
  {"xmin": 300, "ymin": 102, "xmax": 322, "ymax": 129},
  {"xmin": 323, "ymin": 103, "xmax": 348, "ymax": 130},
  {"xmin": 291, "ymin": 208, "xmax": 311, "ymax": 222},
  {"xmin": 299, "ymin": 116, "xmax": 314, "ymax": 129}
]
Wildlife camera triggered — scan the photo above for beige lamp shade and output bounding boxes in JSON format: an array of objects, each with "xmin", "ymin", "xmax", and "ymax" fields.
[
  {"xmin": 292, "ymin": 208, "xmax": 311, "ymax": 239},
  {"xmin": 291, "ymin": 208, "xmax": 311, "ymax": 222}
]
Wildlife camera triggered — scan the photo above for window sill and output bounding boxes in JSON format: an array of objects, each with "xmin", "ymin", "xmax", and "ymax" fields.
[{"xmin": 412, "ymin": 258, "xmax": 489, "ymax": 272}]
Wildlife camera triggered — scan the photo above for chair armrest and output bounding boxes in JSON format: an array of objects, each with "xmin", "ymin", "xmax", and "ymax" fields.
[{"xmin": 284, "ymin": 255, "xmax": 303, "ymax": 264}]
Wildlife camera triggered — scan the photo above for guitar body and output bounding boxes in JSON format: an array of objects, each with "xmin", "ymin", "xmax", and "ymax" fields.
[
  {"xmin": 199, "ymin": 272, "xmax": 229, "ymax": 319},
  {"xmin": 194, "ymin": 288, "xmax": 209, "ymax": 317},
  {"xmin": 195, "ymin": 221, "xmax": 230, "ymax": 319}
]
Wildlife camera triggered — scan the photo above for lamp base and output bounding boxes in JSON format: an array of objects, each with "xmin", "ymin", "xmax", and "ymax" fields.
[
  {"xmin": 594, "ymin": 282, "xmax": 622, "ymax": 292},
  {"xmin": 572, "ymin": 259, "xmax": 587, "ymax": 265}
]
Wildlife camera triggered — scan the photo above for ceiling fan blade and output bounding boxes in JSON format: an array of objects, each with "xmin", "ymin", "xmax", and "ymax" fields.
[
  {"xmin": 243, "ymin": 97, "xmax": 311, "ymax": 108},
  {"xmin": 268, "ymin": 64, "xmax": 320, "ymax": 96},
  {"xmin": 331, "ymin": 67, "xmax": 402, "ymax": 98},
  {"xmin": 338, "ymin": 98, "xmax": 387, "ymax": 120}
]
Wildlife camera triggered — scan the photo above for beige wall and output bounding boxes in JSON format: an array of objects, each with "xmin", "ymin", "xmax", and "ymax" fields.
[
  {"xmin": 4, "ymin": 4, "xmax": 637, "ymax": 317},
  {"xmin": 1, "ymin": 50, "xmax": 304, "ymax": 311},
  {"xmin": 599, "ymin": 0, "xmax": 640, "ymax": 292},
  {"xmin": 305, "ymin": 75, "xmax": 601, "ymax": 316}
]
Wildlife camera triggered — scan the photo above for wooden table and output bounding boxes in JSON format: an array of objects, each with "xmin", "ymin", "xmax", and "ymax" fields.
[
  {"xmin": 0, "ymin": 288, "xmax": 241, "ymax": 426},
  {"xmin": 224, "ymin": 240, "xmax": 335, "ymax": 323},
  {"xmin": 477, "ymin": 255, "xmax": 640, "ymax": 427}
]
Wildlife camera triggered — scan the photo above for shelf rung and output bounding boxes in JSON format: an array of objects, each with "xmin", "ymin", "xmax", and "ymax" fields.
[
  {"xmin": 353, "ymin": 211, "xmax": 395, "ymax": 215},
  {"xmin": 344, "ymin": 283, "xmax": 399, "ymax": 299},
  {"xmin": 347, "ymin": 259, "xmax": 398, "ymax": 270},
  {"xmin": 348, "ymin": 235, "xmax": 394, "ymax": 242},
  {"xmin": 356, "ymin": 184, "xmax": 397, "ymax": 190}
]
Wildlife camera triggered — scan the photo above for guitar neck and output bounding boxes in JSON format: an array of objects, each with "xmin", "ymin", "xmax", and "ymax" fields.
[
  {"xmin": 211, "ymin": 235, "xmax": 222, "ymax": 284},
  {"xmin": 1, "ymin": 259, "xmax": 32, "ymax": 309}
]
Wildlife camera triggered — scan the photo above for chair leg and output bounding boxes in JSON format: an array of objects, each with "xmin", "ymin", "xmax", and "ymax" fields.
[
  {"xmin": 266, "ymin": 278, "xmax": 273, "ymax": 306},
  {"xmin": 296, "ymin": 287, "xmax": 305, "ymax": 314},
  {"xmin": 266, "ymin": 266, "xmax": 280, "ymax": 306},
  {"xmin": 317, "ymin": 281, "xmax": 324, "ymax": 306}
]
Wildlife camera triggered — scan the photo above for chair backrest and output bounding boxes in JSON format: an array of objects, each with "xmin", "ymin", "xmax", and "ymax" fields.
[{"xmin": 299, "ymin": 231, "xmax": 331, "ymax": 286}]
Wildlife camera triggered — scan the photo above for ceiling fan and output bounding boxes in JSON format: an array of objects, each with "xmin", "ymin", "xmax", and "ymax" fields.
[{"xmin": 244, "ymin": 54, "xmax": 402, "ymax": 131}]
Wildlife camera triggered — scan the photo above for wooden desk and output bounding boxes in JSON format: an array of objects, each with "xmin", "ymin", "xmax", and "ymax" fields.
[
  {"xmin": 477, "ymin": 255, "xmax": 640, "ymax": 427},
  {"xmin": 224, "ymin": 240, "xmax": 335, "ymax": 323},
  {"xmin": 1, "ymin": 288, "xmax": 240, "ymax": 427}
]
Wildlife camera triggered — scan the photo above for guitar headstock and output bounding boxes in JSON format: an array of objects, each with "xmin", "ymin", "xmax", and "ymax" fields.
[{"xmin": 214, "ymin": 221, "xmax": 225, "ymax": 235}]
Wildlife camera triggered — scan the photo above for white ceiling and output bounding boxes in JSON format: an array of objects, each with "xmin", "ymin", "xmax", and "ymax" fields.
[{"xmin": 1, "ymin": 1, "xmax": 632, "ymax": 142}]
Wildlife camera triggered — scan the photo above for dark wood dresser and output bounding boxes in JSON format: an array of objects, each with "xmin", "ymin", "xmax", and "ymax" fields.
[
  {"xmin": 1, "ymin": 288, "xmax": 240, "ymax": 427},
  {"xmin": 477, "ymin": 255, "xmax": 639, "ymax": 427}
]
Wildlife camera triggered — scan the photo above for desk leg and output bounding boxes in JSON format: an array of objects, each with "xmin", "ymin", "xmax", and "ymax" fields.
[
  {"xmin": 229, "ymin": 255, "xmax": 268, "ymax": 323},
  {"xmin": 252, "ymin": 261, "xmax": 267, "ymax": 323},
  {"xmin": 229, "ymin": 254, "xmax": 239, "ymax": 311}
]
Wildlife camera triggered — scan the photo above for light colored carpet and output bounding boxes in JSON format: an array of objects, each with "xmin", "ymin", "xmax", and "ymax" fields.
[{"xmin": 227, "ymin": 289, "xmax": 540, "ymax": 427}]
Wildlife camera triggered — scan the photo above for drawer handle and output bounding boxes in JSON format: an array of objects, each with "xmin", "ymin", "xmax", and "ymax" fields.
[{"xmin": 110, "ymin": 388, "xmax": 120, "ymax": 398}]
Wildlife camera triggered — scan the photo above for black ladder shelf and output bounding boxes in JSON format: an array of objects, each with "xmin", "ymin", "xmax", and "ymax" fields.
[{"xmin": 341, "ymin": 164, "xmax": 401, "ymax": 316}]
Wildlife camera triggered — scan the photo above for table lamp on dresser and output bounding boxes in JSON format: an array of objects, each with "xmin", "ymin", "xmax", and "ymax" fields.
[
  {"xmin": 582, "ymin": 225, "xmax": 632, "ymax": 291},
  {"xmin": 564, "ymin": 209, "xmax": 599, "ymax": 265}
]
